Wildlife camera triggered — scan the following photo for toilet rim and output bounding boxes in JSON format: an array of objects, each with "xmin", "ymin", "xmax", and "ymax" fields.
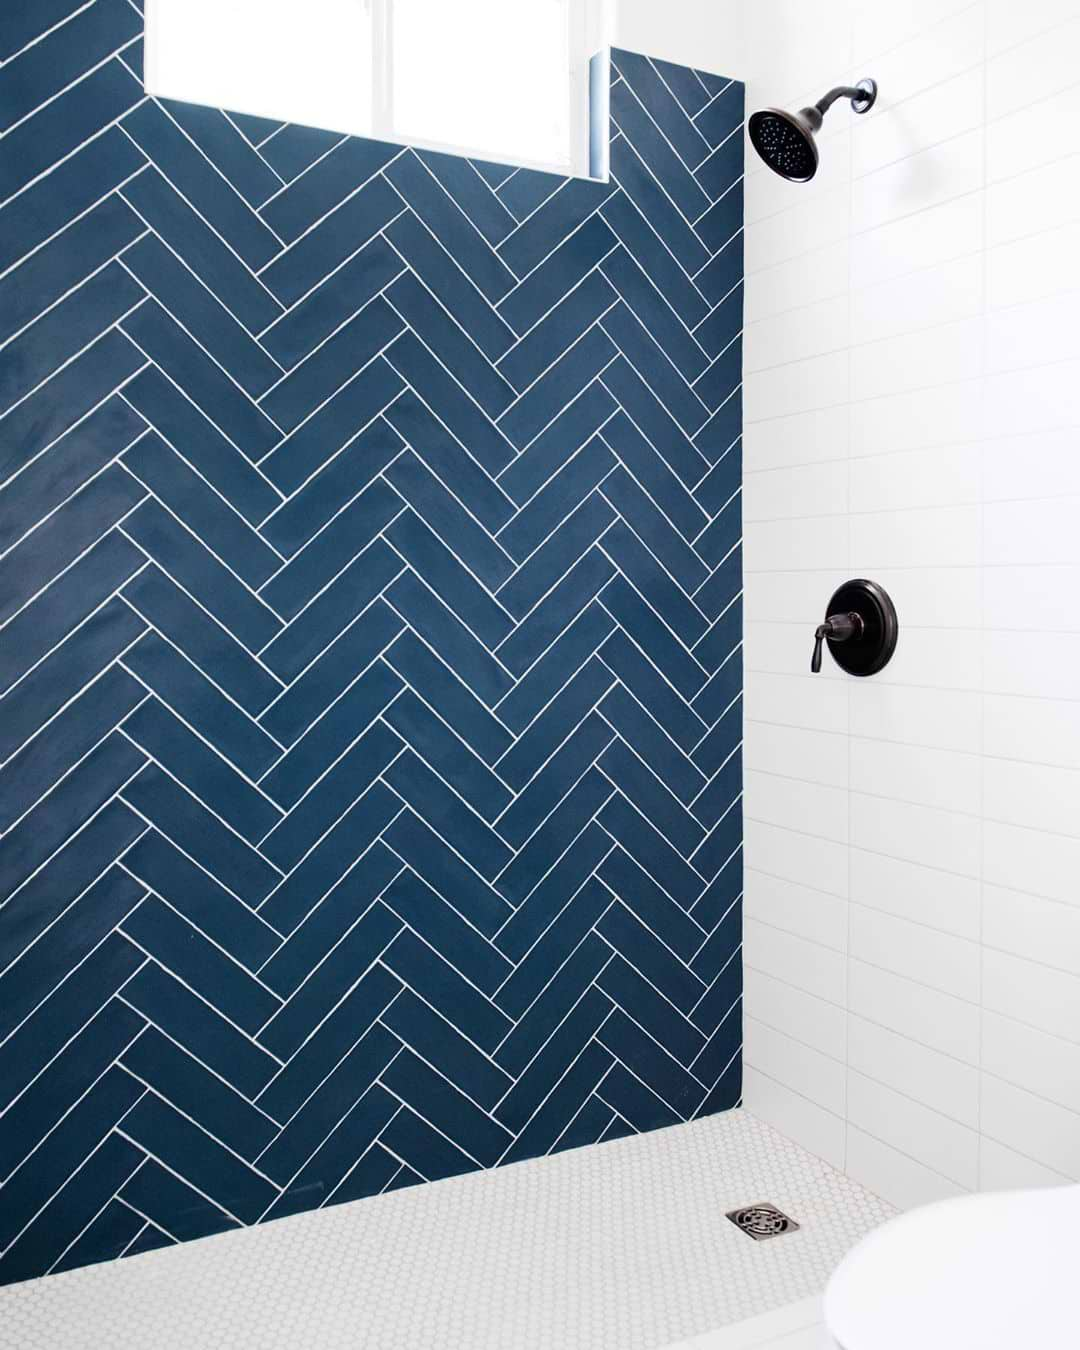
[{"xmin": 824, "ymin": 1184, "xmax": 1080, "ymax": 1350}]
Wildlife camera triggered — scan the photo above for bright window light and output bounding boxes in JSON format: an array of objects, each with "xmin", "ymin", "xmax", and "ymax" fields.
[
  {"xmin": 144, "ymin": 0, "xmax": 600, "ymax": 176},
  {"xmin": 145, "ymin": 0, "xmax": 376, "ymax": 139},
  {"xmin": 392, "ymin": 0, "xmax": 570, "ymax": 170}
]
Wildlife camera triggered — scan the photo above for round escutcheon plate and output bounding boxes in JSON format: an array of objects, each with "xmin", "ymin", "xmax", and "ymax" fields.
[{"xmin": 824, "ymin": 578, "xmax": 898, "ymax": 676}]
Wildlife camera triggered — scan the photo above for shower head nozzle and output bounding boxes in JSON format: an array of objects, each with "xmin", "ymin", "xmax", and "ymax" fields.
[
  {"xmin": 749, "ymin": 78, "xmax": 877, "ymax": 182},
  {"xmin": 748, "ymin": 108, "xmax": 820, "ymax": 182}
]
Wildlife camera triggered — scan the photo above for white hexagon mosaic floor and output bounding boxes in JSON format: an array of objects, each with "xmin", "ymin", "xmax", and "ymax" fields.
[{"xmin": 0, "ymin": 1110, "xmax": 893, "ymax": 1350}]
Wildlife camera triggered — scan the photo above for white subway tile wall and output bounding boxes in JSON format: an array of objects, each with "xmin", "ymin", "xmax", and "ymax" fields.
[{"xmin": 739, "ymin": 0, "xmax": 1080, "ymax": 1206}]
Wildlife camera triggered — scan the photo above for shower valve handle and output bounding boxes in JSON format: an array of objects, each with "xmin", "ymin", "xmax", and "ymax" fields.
[{"xmin": 811, "ymin": 612, "xmax": 863, "ymax": 673}]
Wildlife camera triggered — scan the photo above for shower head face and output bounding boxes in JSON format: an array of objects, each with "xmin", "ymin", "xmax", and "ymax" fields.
[{"xmin": 748, "ymin": 108, "xmax": 819, "ymax": 182}]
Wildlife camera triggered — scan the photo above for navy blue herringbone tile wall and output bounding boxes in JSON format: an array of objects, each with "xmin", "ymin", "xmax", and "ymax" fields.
[{"xmin": 0, "ymin": 3, "xmax": 743, "ymax": 1286}]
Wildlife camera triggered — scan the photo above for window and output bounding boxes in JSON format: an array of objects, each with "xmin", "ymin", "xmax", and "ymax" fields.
[
  {"xmin": 144, "ymin": 0, "xmax": 378, "ymax": 147},
  {"xmin": 144, "ymin": 0, "xmax": 607, "ymax": 177}
]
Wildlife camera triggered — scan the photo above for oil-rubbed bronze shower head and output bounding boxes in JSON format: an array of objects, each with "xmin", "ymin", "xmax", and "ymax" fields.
[{"xmin": 749, "ymin": 78, "xmax": 877, "ymax": 182}]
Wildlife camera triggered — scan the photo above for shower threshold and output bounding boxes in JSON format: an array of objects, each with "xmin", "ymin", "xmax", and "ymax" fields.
[{"xmin": 0, "ymin": 1109, "xmax": 891, "ymax": 1350}]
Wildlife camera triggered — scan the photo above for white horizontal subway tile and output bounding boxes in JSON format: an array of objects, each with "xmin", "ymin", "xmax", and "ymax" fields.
[
  {"xmin": 744, "ymin": 516, "xmax": 849, "ymax": 573},
  {"xmin": 984, "ymin": 360, "xmax": 1080, "ymax": 435},
  {"xmin": 742, "ymin": 1066, "xmax": 847, "ymax": 1171},
  {"xmin": 745, "ymin": 768, "xmax": 849, "ymax": 842},
  {"xmin": 744, "ymin": 241, "xmax": 850, "ymax": 324},
  {"xmin": 743, "ymin": 719, "xmax": 849, "ymax": 789},
  {"xmin": 850, "ymin": 791, "xmax": 981, "ymax": 877},
  {"xmin": 983, "ymin": 758, "xmax": 1080, "ymax": 841},
  {"xmin": 851, "ymin": 318, "xmax": 984, "ymax": 402},
  {"xmin": 980, "ymin": 1073, "xmax": 1080, "ymax": 1180},
  {"xmin": 848, "ymin": 957, "xmax": 980, "ymax": 1064},
  {"xmin": 849, "ymin": 505, "xmax": 981, "ymax": 568},
  {"xmin": 858, "ymin": 5, "xmax": 985, "ymax": 112},
  {"xmin": 851, "ymin": 193, "xmax": 984, "ymax": 288},
  {"xmin": 745, "ymin": 295, "xmax": 851, "ymax": 374},
  {"xmin": 744, "ymin": 914, "xmax": 847, "ymax": 1003},
  {"xmin": 741, "ymin": 12, "xmax": 855, "ymax": 119},
  {"xmin": 744, "ymin": 350, "xmax": 850, "ymax": 422},
  {"xmin": 982, "ymin": 1009, "xmax": 1080, "ymax": 1116},
  {"xmin": 983, "ymin": 819, "xmax": 1080, "ymax": 905},
  {"xmin": 852, "ymin": 129, "xmax": 984, "ymax": 234},
  {"xmin": 847, "ymin": 566, "xmax": 981, "ymax": 630},
  {"xmin": 744, "ymin": 186, "xmax": 851, "ymax": 274},
  {"xmin": 744, "ymin": 671, "xmax": 849, "ymax": 735},
  {"xmin": 983, "ymin": 883, "xmax": 1080, "ymax": 978},
  {"xmin": 983, "ymin": 430, "xmax": 1080, "ymax": 502},
  {"xmin": 745, "ymin": 1017, "xmax": 846, "ymax": 1115},
  {"xmin": 987, "ymin": 221, "xmax": 1080, "ymax": 310},
  {"xmin": 744, "ymin": 818, "xmax": 850, "ymax": 903},
  {"xmin": 984, "ymin": 498, "xmax": 1080, "ymax": 565},
  {"xmin": 745, "ymin": 620, "xmax": 848, "ymax": 678},
  {"xmin": 851, "ymin": 254, "xmax": 983, "ymax": 346},
  {"xmin": 846, "ymin": 1069, "xmax": 979, "ymax": 1188},
  {"xmin": 849, "ymin": 681, "xmax": 982, "ymax": 753},
  {"xmin": 743, "ymin": 966, "xmax": 848, "ymax": 1062},
  {"xmin": 982, "ymin": 946, "xmax": 1080, "ymax": 1045},
  {"xmin": 986, "ymin": 14, "xmax": 1080, "ymax": 122},
  {"xmin": 849, "ymin": 903, "xmax": 980, "ymax": 1002},
  {"xmin": 876, "ymin": 625, "xmax": 982, "ymax": 691},
  {"xmin": 850, "ymin": 0, "xmax": 979, "ymax": 69},
  {"xmin": 742, "ymin": 405, "xmax": 850, "ymax": 474},
  {"xmin": 984, "ymin": 628, "xmax": 1080, "ymax": 700},
  {"xmin": 849, "ymin": 847, "xmax": 981, "ymax": 940},
  {"xmin": 982, "ymin": 693, "xmax": 1080, "ymax": 769},
  {"xmin": 741, "ymin": 12, "xmax": 855, "ymax": 118},
  {"xmin": 978, "ymin": 1137, "xmax": 1073, "ymax": 1192},
  {"xmin": 849, "ymin": 379, "xmax": 985, "ymax": 455},
  {"xmin": 983, "ymin": 566, "xmax": 1080, "ymax": 632},
  {"xmin": 849, "ymin": 442, "xmax": 981, "ymax": 514},
  {"xmin": 988, "ymin": 83, "xmax": 1080, "ymax": 184},
  {"xmin": 987, "ymin": 291, "xmax": 1080, "ymax": 374},
  {"xmin": 847, "ymin": 1014, "xmax": 979, "ymax": 1128},
  {"xmin": 744, "ymin": 570, "xmax": 850, "ymax": 625},
  {"xmin": 986, "ymin": 0, "xmax": 1079, "ymax": 59},
  {"xmin": 742, "ymin": 461, "xmax": 848, "ymax": 523},
  {"xmin": 850, "ymin": 738, "xmax": 980, "ymax": 814},
  {"xmin": 744, "ymin": 867, "xmax": 848, "ymax": 951},
  {"xmin": 986, "ymin": 153, "xmax": 1080, "ymax": 246},
  {"xmin": 982, "ymin": 626, "xmax": 1080, "ymax": 702},
  {"xmin": 772, "ymin": 15, "xmax": 858, "ymax": 85},
  {"xmin": 853, "ymin": 68, "xmax": 984, "ymax": 179},
  {"xmin": 845, "ymin": 1124, "xmax": 966, "ymax": 1210}
]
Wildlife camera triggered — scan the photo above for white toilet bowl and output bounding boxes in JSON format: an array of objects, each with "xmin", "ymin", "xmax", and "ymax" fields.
[{"xmin": 823, "ymin": 1183, "xmax": 1080, "ymax": 1349}]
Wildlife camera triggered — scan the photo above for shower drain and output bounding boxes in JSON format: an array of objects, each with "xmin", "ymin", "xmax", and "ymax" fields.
[{"xmin": 725, "ymin": 1203, "xmax": 801, "ymax": 1241}]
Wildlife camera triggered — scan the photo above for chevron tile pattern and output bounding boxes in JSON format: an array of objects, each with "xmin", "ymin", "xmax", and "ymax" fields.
[{"xmin": 0, "ymin": 2, "xmax": 744, "ymax": 1287}]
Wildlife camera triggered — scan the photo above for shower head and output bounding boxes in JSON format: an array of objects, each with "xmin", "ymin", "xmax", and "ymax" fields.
[
  {"xmin": 747, "ymin": 108, "xmax": 820, "ymax": 182},
  {"xmin": 749, "ymin": 78, "xmax": 877, "ymax": 182}
]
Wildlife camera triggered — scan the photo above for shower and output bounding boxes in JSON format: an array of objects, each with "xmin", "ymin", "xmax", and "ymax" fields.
[{"xmin": 748, "ymin": 78, "xmax": 877, "ymax": 181}]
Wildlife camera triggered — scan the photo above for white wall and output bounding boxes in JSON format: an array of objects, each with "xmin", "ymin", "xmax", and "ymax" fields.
[
  {"xmin": 612, "ymin": 0, "xmax": 741, "ymax": 77},
  {"xmin": 737, "ymin": 0, "xmax": 1080, "ymax": 1209}
]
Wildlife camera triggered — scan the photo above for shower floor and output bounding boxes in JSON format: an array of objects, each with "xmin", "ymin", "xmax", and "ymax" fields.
[{"xmin": 0, "ymin": 1109, "xmax": 892, "ymax": 1349}]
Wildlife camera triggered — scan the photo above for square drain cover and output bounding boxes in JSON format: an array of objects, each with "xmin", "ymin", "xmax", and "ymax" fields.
[{"xmin": 725, "ymin": 1203, "xmax": 800, "ymax": 1241}]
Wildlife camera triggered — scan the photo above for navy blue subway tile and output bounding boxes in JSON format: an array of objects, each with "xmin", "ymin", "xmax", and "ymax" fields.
[{"xmin": 121, "ymin": 101, "xmax": 280, "ymax": 268}]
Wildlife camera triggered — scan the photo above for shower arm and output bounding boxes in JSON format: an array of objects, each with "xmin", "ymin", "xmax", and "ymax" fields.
[
  {"xmin": 803, "ymin": 81, "xmax": 878, "ymax": 130},
  {"xmin": 814, "ymin": 86, "xmax": 866, "ymax": 116}
]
